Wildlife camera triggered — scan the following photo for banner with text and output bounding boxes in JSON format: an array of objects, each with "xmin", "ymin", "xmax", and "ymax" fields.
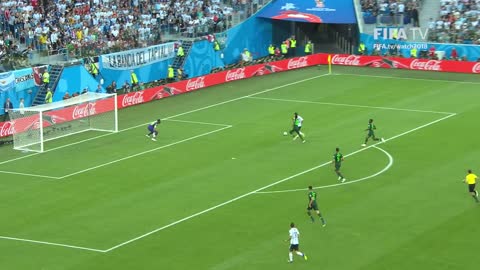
[
  {"xmin": 328, "ymin": 54, "xmax": 480, "ymax": 73},
  {"xmin": 99, "ymin": 42, "xmax": 176, "ymax": 71},
  {"xmin": 0, "ymin": 65, "xmax": 47, "ymax": 117}
]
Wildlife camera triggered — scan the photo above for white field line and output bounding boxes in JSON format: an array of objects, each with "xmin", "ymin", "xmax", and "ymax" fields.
[
  {"xmin": 0, "ymin": 235, "xmax": 105, "ymax": 253},
  {"xmin": 159, "ymin": 74, "xmax": 331, "ymax": 121},
  {"xmin": 256, "ymin": 146, "xmax": 393, "ymax": 194},
  {"xmin": 0, "ymin": 121, "xmax": 233, "ymax": 179},
  {"xmin": 0, "ymin": 74, "xmax": 330, "ymax": 166},
  {"xmin": 56, "ymin": 125, "xmax": 232, "ymax": 179},
  {"xmin": 0, "ymin": 170, "xmax": 60, "ymax": 180},
  {"xmin": 103, "ymin": 113, "xmax": 455, "ymax": 252},
  {"xmin": 0, "ymin": 153, "xmax": 38, "ymax": 166},
  {"xmin": 163, "ymin": 119, "xmax": 231, "ymax": 127},
  {"xmin": 0, "ymin": 108, "xmax": 456, "ymax": 252},
  {"xmin": 248, "ymin": 96, "xmax": 455, "ymax": 115},
  {"xmin": 0, "ymin": 114, "xmax": 450, "ymax": 253},
  {"xmin": 337, "ymin": 73, "xmax": 480, "ymax": 85}
]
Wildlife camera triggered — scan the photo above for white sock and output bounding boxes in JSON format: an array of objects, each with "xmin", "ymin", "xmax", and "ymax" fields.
[
  {"xmin": 300, "ymin": 132, "xmax": 305, "ymax": 136},
  {"xmin": 296, "ymin": 251, "xmax": 304, "ymax": 257},
  {"xmin": 293, "ymin": 135, "xmax": 299, "ymax": 140},
  {"xmin": 289, "ymin": 252, "xmax": 293, "ymax": 261}
]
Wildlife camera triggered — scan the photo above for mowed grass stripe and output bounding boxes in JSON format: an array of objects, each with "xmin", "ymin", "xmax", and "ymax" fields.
[
  {"xmin": 0, "ymin": 121, "xmax": 221, "ymax": 177},
  {"xmin": 0, "ymin": 67, "xmax": 476, "ymax": 270},
  {"xmin": 0, "ymin": 72, "xmax": 330, "ymax": 166}
]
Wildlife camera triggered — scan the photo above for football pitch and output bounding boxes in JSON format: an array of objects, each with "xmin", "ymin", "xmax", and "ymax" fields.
[{"xmin": 1, "ymin": 66, "xmax": 479, "ymax": 270}]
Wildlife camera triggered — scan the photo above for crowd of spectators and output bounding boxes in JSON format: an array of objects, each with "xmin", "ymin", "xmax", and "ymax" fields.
[
  {"xmin": 427, "ymin": 0, "xmax": 480, "ymax": 44},
  {"xmin": 0, "ymin": 0, "xmax": 241, "ymax": 60},
  {"xmin": 0, "ymin": 29, "xmax": 29, "ymax": 70},
  {"xmin": 362, "ymin": 0, "xmax": 421, "ymax": 26}
]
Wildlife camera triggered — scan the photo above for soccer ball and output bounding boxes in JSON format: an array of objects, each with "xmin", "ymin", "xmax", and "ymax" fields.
[{"xmin": 283, "ymin": 131, "xmax": 288, "ymax": 136}]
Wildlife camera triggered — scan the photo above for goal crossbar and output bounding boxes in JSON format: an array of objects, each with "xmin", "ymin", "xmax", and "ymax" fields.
[{"xmin": 9, "ymin": 92, "xmax": 118, "ymax": 153}]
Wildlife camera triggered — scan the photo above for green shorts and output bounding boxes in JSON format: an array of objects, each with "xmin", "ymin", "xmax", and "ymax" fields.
[
  {"xmin": 335, "ymin": 163, "xmax": 342, "ymax": 170},
  {"xmin": 307, "ymin": 201, "xmax": 319, "ymax": 211}
]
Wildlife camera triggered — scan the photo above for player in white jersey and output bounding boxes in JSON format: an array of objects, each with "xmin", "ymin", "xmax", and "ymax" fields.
[
  {"xmin": 289, "ymin": 112, "xmax": 306, "ymax": 143},
  {"xmin": 285, "ymin": 222, "xmax": 308, "ymax": 263}
]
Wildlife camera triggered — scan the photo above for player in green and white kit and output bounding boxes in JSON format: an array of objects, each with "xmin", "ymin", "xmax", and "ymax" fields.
[
  {"xmin": 307, "ymin": 186, "xmax": 326, "ymax": 226},
  {"xmin": 362, "ymin": 119, "xmax": 384, "ymax": 147},
  {"xmin": 289, "ymin": 112, "xmax": 306, "ymax": 143},
  {"xmin": 333, "ymin": 147, "xmax": 346, "ymax": 183}
]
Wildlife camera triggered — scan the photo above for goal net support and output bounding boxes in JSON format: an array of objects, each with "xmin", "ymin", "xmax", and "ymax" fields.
[{"xmin": 9, "ymin": 92, "xmax": 118, "ymax": 153}]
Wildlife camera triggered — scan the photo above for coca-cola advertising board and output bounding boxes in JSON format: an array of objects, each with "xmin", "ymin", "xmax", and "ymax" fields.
[
  {"xmin": 0, "ymin": 55, "xmax": 322, "ymax": 138},
  {"xmin": 1, "ymin": 53, "xmax": 479, "ymax": 138},
  {"xmin": 1, "ymin": 99, "xmax": 115, "ymax": 138},
  {"xmin": 329, "ymin": 54, "xmax": 480, "ymax": 73},
  {"xmin": 115, "ymin": 54, "xmax": 324, "ymax": 109}
]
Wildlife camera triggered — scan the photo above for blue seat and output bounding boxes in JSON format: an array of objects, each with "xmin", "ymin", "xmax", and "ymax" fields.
[
  {"xmin": 364, "ymin": 16, "xmax": 377, "ymax": 24},
  {"xmin": 380, "ymin": 16, "xmax": 392, "ymax": 24}
]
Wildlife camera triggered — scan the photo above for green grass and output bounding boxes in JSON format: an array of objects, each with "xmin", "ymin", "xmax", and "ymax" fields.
[{"xmin": 1, "ymin": 66, "xmax": 479, "ymax": 270}]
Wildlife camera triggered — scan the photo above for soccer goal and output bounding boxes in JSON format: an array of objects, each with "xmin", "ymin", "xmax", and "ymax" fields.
[{"xmin": 8, "ymin": 92, "xmax": 118, "ymax": 153}]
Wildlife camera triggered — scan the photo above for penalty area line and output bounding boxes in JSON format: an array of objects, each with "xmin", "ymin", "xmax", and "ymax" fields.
[
  {"xmin": 0, "ymin": 170, "xmax": 60, "ymax": 180},
  {"xmin": 255, "ymin": 146, "xmax": 393, "ymax": 194},
  {"xmin": 0, "ymin": 235, "xmax": 106, "ymax": 253},
  {"xmin": 163, "ymin": 119, "xmax": 232, "ymax": 127},
  {"xmin": 103, "ymin": 113, "xmax": 454, "ymax": 252},
  {"xmin": 0, "ymin": 73, "xmax": 330, "ymax": 166},
  {"xmin": 247, "ymin": 96, "xmax": 456, "ymax": 115},
  {"xmin": 57, "ymin": 125, "xmax": 232, "ymax": 179}
]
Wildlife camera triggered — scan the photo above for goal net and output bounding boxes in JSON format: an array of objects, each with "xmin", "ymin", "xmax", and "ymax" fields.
[{"xmin": 8, "ymin": 92, "xmax": 118, "ymax": 153}]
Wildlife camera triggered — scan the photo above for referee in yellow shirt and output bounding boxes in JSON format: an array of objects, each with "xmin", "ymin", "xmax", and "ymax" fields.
[{"xmin": 464, "ymin": 169, "xmax": 479, "ymax": 203}]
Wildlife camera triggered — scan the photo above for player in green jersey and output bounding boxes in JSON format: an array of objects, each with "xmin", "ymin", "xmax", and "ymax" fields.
[
  {"xmin": 333, "ymin": 147, "xmax": 346, "ymax": 183},
  {"xmin": 362, "ymin": 119, "xmax": 385, "ymax": 147},
  {"xmin": 307, "ymin": 186, "xmax": 326, "ymax": 226}
]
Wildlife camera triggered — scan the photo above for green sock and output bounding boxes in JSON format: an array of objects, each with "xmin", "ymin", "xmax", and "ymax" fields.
[
  {"xmin": 473, "ymin": 195, "xmax": 479, "ymax": 202},
  {"xmin": 319, "ymin": 215, "xmax": 325, "ymax": 224},
  {"xmin": 308, "ymin": 212, "xmax": 314, "ymax": 222}
]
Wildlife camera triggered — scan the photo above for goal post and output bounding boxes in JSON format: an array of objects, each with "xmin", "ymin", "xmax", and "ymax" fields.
[{"xmin": 9, "ymin": 92, "xmax": 118, "ymax": 153}]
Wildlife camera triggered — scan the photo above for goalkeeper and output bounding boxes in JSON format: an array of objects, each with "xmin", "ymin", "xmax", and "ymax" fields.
[
  {"xmin": 146, "ymin": 119, "xmax": 161, "ymax": 141},
  {"xmin": 289, "ymin": 112, "xmax": 306, "ymax": 143}
]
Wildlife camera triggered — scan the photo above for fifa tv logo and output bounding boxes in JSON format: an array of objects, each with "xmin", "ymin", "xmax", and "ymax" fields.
[{"xmin": 373, "ymin": 27, "xmax": 429, "ymax": 41}]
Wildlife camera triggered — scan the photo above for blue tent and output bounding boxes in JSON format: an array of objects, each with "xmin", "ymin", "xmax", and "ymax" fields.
[{"xmin": 256, "ymin": 0, "xmax": 357, "ymax": 24}]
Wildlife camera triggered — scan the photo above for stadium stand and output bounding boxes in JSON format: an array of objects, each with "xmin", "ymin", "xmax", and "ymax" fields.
[
  {"xmin": 427, "ymin": 0, "xmax": 480, "ymax": 44},
  {"xmin": 362, "ymin": 0, "xmax": 422, "ymax": 25},
  {"xmin": 0, "ymin": 0, "xmax": 260, "ymax": 69}
]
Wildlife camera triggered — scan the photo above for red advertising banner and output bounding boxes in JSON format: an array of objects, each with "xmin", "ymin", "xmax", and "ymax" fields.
[
  {"xmin": 329, "ymin": 54, "xmax": 480, "ymax": 73},
  {"xmin": 1, "ymin": 53, "xmax": 478, "ymax": 138},
  {"xmin": 1, "ymin": 98, "xmax": 116, "ymax": 138},
  {"xmin": 115, "ymin": 54, "xmax": 324, "ymax": 110},
  {"xmin": 0, "ymin": 54, "xmax": 323, "ymax": 138}
]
